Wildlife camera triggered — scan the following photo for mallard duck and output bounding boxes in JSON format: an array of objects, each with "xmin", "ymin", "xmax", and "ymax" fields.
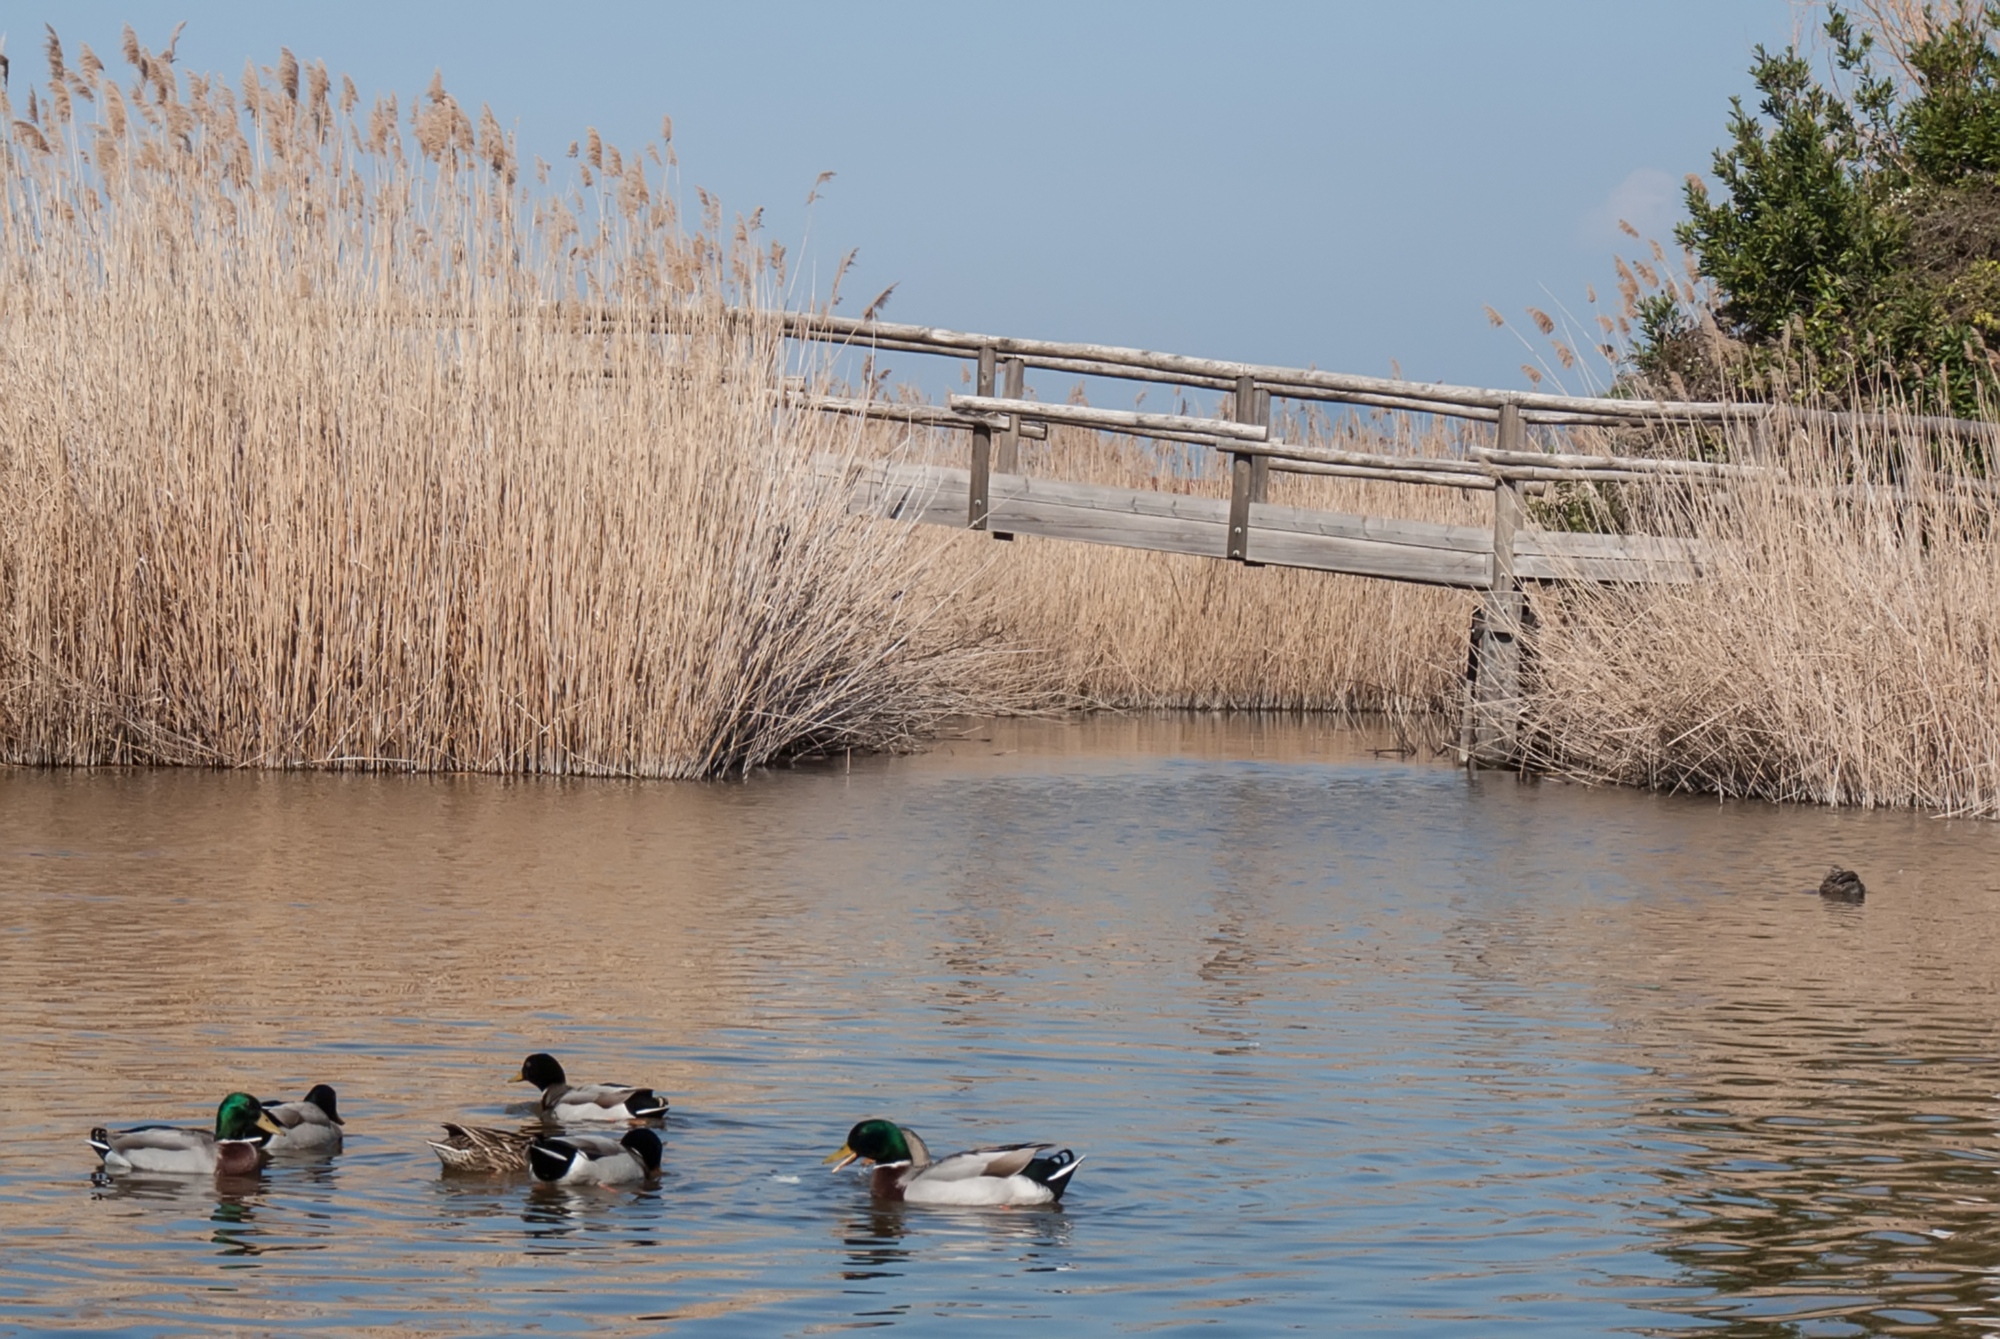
[
  {"xmin": 825, "ymin": 1119, "xmax": 1081, "ymax": 1206},
  {"xmin": 262, "ymin": 1084, "xmax": 343, "ymax": 1154},
  {"xmin": 514, "ymin": 1053, "xmax": 668, "ymax": 1121},
  {"xmin": 527, "ymin": 1127, "xmax": 664, "ymax": 1185},
  {"xmin": 427, "ymin": 1123, "xmax": 533, "ymax": 1173},
  {"xmin": 89, "ymin": 1092, "xmax": 281, "ymax": 1176},
  {"xmin": 1819, "ymin": 868, "xmax": 1866, "ymax": 902}
]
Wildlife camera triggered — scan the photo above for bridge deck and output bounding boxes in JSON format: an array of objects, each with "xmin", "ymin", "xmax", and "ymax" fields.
[{"xmin": 850, "ymin": 461, "xmax": 1701, "ymax": 588}]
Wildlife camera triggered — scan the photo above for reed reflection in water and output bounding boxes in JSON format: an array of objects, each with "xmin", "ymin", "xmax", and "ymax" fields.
[{"xmin": 2, "ymin": 715, "xmax": 1999, "ymax": 1335}]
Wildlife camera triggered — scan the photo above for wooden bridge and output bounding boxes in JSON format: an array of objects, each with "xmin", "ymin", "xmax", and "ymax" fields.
[{"xmin": 779, "ymin": 312, "xmax": 1992, "ymax": 764}]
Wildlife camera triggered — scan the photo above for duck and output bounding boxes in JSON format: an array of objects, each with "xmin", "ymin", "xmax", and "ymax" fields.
[
  {"xmin": 89, "ymin": 1092, "xmax": 282, "ymax": 1176},
  {"xmin": 261, "ymin": 1084, "xmax": 344, "ymax": 1154},
  {"xmin": 527, "ymin": 1127, "xmax": 664, "ymax": 1185},
  {"xmin": 825, "ymin": 1119, "xmax": 1082, "ymax": 1206},
  {"xmin": 514, "ymin": 1053, "xmax": 668, "ymax": 1122},
  {"xmin": 1819, "ymin": 868, "xmax": 1866, "ymax": 902},
  {"xmin": 426, "ymin": 1123, "xmax": 533, "ymax": 1174}
]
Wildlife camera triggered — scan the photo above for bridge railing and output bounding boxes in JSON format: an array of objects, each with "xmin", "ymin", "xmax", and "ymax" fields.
[{"xmin": 777, "ymin": 310, "xmax": 1996, "ymax": 766}]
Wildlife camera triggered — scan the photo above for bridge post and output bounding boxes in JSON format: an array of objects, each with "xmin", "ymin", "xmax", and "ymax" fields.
[
  {"xmin": 997, "ymin": 358, "xmax": 1025, "ymax": 474},
  {"xmin": 1226, "ymin": 374, "xmax": 1266, "ymax": 563},
  {"xmin": 1467, "ymin": 401, "xmax": 1526, "ymax": 766},
  {"xmin": 991, "ymin": 357, "xmax": 1024, "ymax": 541},
  {"xmin": 1243, "ymin": 379, "xmax": 1272, "ymax": 503},
  {"xmin": 969, "ymin": 345, "xmax": 996, "ymax": 530}
]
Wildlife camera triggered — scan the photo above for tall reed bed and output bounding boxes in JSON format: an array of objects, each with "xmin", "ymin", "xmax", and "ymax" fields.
[
  {"xmin": 1523, "ymin": 420, "xmax": 2000, "ymax": 815},
  {"xmin": 0, "ymin": 32, "xmax": 1004, "ymax": 775}
]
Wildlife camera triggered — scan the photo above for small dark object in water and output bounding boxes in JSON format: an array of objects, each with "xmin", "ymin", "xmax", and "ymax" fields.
[{"xmin": 1818, "ymin": 868, "xmax": 1865, "ymax": 902}]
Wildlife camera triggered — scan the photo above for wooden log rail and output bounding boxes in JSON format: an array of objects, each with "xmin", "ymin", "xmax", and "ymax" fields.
[{"xmin": 781, "ymin": 310, "xmax": 2000, "ymax": 441}]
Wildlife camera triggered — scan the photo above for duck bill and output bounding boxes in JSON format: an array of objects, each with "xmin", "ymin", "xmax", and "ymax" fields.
[
  {"xmin": 823, "ymin": 1145, "xmax": 861, "ymax": 1173},
  {"xmin": 255, "ymin": 1112, "xmax": 284, "ymax": 1136},
  {"xmin": 510, "ymin": 1068, "xmax": 526, "ymax": 1083}
]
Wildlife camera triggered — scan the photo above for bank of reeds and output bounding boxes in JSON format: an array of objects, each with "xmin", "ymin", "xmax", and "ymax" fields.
[
  {"xmin": 1523, "ymin": 419, "xmax": 2000, "ymax": 815},
  {"xmin": 17, "ymin": 30, "xmax": 1996, "ymax": 810},
  {"xmin": 0, "ymin": 32, "xmax": 1015, "ymax": 776}
]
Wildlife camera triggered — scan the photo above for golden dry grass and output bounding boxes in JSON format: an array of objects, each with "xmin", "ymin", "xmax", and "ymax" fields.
[
  {"xmin": 11, "ymin": 28, "xmax": 1997, "ymax": 814},
  {"xmin": 1522, "ymin": 420, "xmax": 2000, "ymax": 815},
  {"xmin": 0, "ymin": 32, "xmax": 1015, "ymax": 776}
]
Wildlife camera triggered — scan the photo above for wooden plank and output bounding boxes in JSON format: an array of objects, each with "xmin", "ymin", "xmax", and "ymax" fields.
[
  {"xmin": 1243, "ymin": 506, "xmax": 1492, "ymax": 585},
  {"xmin": 842, "ymin": 460, "xmax": 1698, "ymax": 587},
  {"xmin": 1518, "ymin": 531, "xmax": 1702, "ymax": 584}
]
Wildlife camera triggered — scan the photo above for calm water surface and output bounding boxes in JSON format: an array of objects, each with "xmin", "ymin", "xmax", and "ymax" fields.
[{"xmin": 4, "ymin": 717, "xmax": 2000, "ymax": 1336}]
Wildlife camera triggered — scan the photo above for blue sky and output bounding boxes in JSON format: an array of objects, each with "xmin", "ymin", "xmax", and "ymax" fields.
[{"xmin": 27, "ymin": 1, "xmax": 1798, "ymax": 391}]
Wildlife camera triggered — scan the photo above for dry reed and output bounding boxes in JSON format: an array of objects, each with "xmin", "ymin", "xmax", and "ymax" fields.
[
  {"xmin": 0, "ymin": 31, "xmax": 1012, "ymax": 776},
  {"xmin": 1522, "ymin": 419, "xmax": 2000, "ymax": 815},
  {"xmin": 18, "ymin": 27, "xmax": 1991, "ymax": 813}
]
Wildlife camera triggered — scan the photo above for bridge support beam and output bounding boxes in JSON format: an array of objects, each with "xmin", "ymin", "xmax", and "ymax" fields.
[
  {"xmin": 972, "ymin": 343, "xmax": 996, "ymax": 531},
  {"xmin": 1225, "ymin": 375, "xmax": 1272, "ymax": 564},
  {"xmin": 990, "ymin": 356, "xmax": 1023, "ymax": 540},
  {"xmin": 1463, "ymin": 402, "xmax": 1527, "ymax": 768}
]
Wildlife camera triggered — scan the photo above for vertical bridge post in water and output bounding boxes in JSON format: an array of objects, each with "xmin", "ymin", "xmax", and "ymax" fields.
[{"xmin": 1467, "ymin": 401, "xmax": 1526, "ymax": 766}]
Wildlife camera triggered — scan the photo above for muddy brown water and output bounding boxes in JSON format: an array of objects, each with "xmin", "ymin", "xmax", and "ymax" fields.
[{"xmin": 3, "ymin": 716, "xmax": 1999, "ymax": 1336}]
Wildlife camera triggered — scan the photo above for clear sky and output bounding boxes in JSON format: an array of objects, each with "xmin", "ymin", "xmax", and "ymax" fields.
[{"xmin": 25, "ymin": 1, "xmax": 1799, "ymax": 392}]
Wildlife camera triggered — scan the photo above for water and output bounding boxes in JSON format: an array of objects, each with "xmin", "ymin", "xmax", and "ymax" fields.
[{"xmin": 4, "ymin": 716, "xmax": 2000, "ymax": 1336}]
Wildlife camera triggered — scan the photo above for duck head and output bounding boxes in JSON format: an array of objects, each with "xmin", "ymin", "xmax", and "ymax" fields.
[
  {"xmin": 514, "ymin": 1053, "xmax": 566, "ymax": 1090},
  {"xmin": 216, "ymin": 1092, "xmax": 283, "ymax": 1142},
  {"xmin": 302, "ymin": 1084, "xmax": 343, "ymax": 1124},
  {"xmin": 826, "ymin": 1118, "xmax": 916, "ymax": 1171},
  {"xmin": 621, "ymin": 1127, "xmax": 664, "ymax": 1172}
]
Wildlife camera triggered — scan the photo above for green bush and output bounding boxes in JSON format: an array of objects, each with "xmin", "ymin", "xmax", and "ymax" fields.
[{"xmin": 1655, "ymin": 5, "xmax": 2000, "ymax": 416}]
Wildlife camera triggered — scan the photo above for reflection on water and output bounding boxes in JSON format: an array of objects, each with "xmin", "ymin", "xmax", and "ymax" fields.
[{"xmin": 4, "ymin": 714, "xmax": 2000, "ymax": 1334}]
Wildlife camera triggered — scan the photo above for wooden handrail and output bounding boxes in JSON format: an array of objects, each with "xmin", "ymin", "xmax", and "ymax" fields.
[
  {"xmin": 782, "ymin": 310, "xmax": 2000, "ymax": 440},
  {"xmin": 795, "ymin": 391, "xmax": 1764, "ymax": 485},
  {"xmin": 945, "ymin": 394, "xmax": 1268, "ymax": 444}
]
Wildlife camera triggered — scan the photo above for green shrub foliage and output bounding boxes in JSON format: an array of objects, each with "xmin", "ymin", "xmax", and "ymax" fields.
[{"xmin": 1662, "ymin": 5, "xmax": 2000, "ymax": 414}]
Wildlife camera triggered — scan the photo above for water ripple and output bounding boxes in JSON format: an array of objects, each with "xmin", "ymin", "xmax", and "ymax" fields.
[{"xmin": 2, "ymin": 718, "xmax": 1999, "ymax": 1334}]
